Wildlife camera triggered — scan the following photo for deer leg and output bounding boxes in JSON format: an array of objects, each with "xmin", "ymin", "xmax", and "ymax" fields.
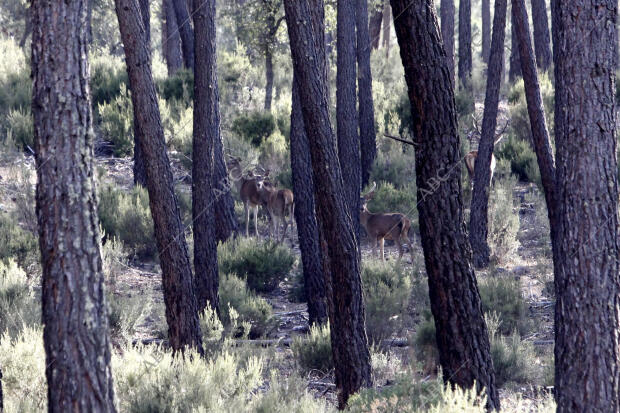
[
  {"xmin": 380, "ymin": 238, "xmax": 385, "ymax": 261},
  {"xmin": 403, "ymin": 234, "xmax": 414, "ymax": 263},
  {"xmin": 244, "ymin": 202, "xmax": 250, "ymax": 237},
  {"xmin": 372, "ymin": 237, "xmax": 378, "ymax": 258},
  {"xmin": 396, "ymin": 239, "xmax": 404, "ymax": 262},
  {"xmin": 253, "ymin": 206, "xmax": 259, "ymax": 237}
]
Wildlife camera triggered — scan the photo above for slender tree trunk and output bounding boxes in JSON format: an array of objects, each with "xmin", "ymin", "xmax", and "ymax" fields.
[
  {"xmin": 357, "ymin": 0, "xmax": 377, "ymax": 188},
  {"xmin": 390, "ymin": 0, "xmax": 499, "ymax": 409},
  {"xmin": 553, "ymin": 0, "xmax": 619, "ymax": 411},
  {"xmin": 291, "ymin": 78, "xmax": 328, "ymax": 326},
  {"xmin": 511, "ymin": 0, "xmax": 556, "ymax": 230},
  {"xmin": 529, "ymin": 0, "xmax": 551, "ymax": 71},
  {"xmin": 265, "ymin": 46, "xmax": 274, "ymax": 111},
  {"xmin": 440, "ymin": 0, "xmax": 455, "ymax": 83},
  {"xmin": 481, "ymin": 0, "xmax": 491, "ymax": 63},
  {"xmin": 19, "ymin": 7, "xmax": 32, "ymax": 48},
  {"xmin": 337, "ymin": 0, "xmax": 361, "ymax": 238},
  {"xmin": 509, "ymin": 17, "xmax": 521, "ymax": 82},
  {"xmin": 192, "ymin": 0, "xmax": 220, "ymax": 313},
  {"xmin": 285, "ymin": 0, "xmax": 372, "ymax": 407},
  {"xmin": 458, "ymin": 0, "xmax": 472, "ymax": 88},
  {"xmin": 368, "ymin": 4, "xmax": 383, "ymax": 50},
  {"xmin": 163, "ymin": 0, "xmax": 183, "ymax": 76},
  {"xmin": 31, "ymin": 0, "xmax": 116, "ymax": 409},
  {"xmin": 0, "ymin": 367, "xmax": 3, "ymax": 413},
  {"xmin": 115, "ymin": 0, "xmax": 203, "ymax": 355},
  {"xmin": 212, "ymin": 142, "xmax": 239, "ymax": 243},
  {"xmin": 133, "ymin": 0, "xmax": 150, "ymax": 187},
  {"xmin": 171, "ymin": 0, "xmax": 195, "ymax": 69},
  {"xmin": 382, "ymin": 1, "xmax": 391, "ymax": 58},
  {"xmin": 469, "ymin": 0, "xmax": 507, "ymax": 268}
]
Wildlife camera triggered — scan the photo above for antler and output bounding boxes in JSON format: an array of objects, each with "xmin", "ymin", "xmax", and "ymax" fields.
[
  {"xmin": 362, "ymin": 181, "xmax": 377, "ymax": 200},
  {"xmin": 493, "ymin": 118, "xmax": 510, "ymax": 145}
]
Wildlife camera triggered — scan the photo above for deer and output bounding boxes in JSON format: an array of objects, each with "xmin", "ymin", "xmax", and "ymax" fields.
[
  {"xmin": 464, "ymin": 115, "xmax": 509, "ymax": 184},
  {"xmin": 360, "ymin": 182, "xmax": 414, "ymax": 262},
  {"xmin": 255, "ymin": 177, "xmax": 295, "ymax": 243},
  {"xmin": 226, "ymin": 155, "xmax": 265, "ymax": 237}
]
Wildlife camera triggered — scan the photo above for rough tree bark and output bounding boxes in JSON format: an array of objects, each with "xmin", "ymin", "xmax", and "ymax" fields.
[
  {"xmin": 469, "ymin": 0, "xmax": 507, "ymax": 268},
  {"xmin": 390, "ymin": 0, "xmax": 500, "ymax": 409},
  {"xmin": 509, "ymin": 17, "xmax": 521, "ymax": 82},
  {"xmin": 0, "ymin": 367, "xmax": 2, "ymax": 413},
  {"xmin": 481, "ymin": 0, "xmax": 491, "ymax": 63},
  {"xmin": 357, "ymin": 0, "xmax": 378, "ymax": 188},
  {"xmin": 337, "ymin": 0, "xmax": 361, "ymax": 237},
  {"xmin": 115, "ymin": 0, "xmax": 203, "ymax": 354},
  {"xmin": 530, "ymin": 0, "xmax": 551, "ymax": 71},
  {"xmin": 290, "ymin": 78, "xmax": 328, "ymax": 326},
  {"xmin": 171, "ymin": 0, "xmax": 194, "ymax": 68},
  {"xmin": 553, "ymin": 0, "xmax": 619, "ymax": 411},
  {"xmin": 192, "ymin": 0, "xmax": 220, "ymax": 313},
  {"xmin": 285, "ymin": 0, "xmax": 372, "ymax": 407},
  {"xmin": 162, "ymin": 0, "xmax": 183, "ymax": 76},
  {"xmin": 369, "ymin": 3, "xmax": 383, "ymax": 50},
  {"xmin": 382, "ymin": 1, "xmax": 391, "ymax": 57},
  {"xmin": 31, "ymin": 0, "xmax": 116, "ymax": 409},
  {"xmin": 440, "ymin": 0, "xmax": 455, "ymax": 83},
  {"xmin": 458, "ymin": 0, "xmax": 472, "ymax": 88},
  {"xmin": 212, "ymin": 139, "xmax": 239, "ymax": 243},
  {"xmin": 133, "ymin": 0, "xmax": 149, "ymax": 187},
  {"xmin": 265, "ymin": 46, "xmax": 274, "ymax": 110}
]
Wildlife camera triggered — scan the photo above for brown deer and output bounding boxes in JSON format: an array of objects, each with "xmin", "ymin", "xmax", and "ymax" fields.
[
  {"xmin": 464, "ymin": 116, "xmax": 509, "ymax": 183},
  {"xmin": 226, "ymin": 156, "xmax": 264, "ymax": 237},
  {"xmin": 360, "ymin": 182, "xmax": 413, "ymax": 262},
  {"xmin": 256, "ymin": 178, "xmax": 294, "ymax": 243}
]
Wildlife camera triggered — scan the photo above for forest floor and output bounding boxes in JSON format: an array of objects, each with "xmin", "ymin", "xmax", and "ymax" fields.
[{"xmin": 0, "ymin": 152, "xmax": 556, "ymax": 407}]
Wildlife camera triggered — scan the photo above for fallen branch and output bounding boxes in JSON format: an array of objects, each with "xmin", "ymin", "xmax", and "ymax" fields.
[{"xmin": 383, "ymin": 133, "xmax": 417, "ymax": 146}]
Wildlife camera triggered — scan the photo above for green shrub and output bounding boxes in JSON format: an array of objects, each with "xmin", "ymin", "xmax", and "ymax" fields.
[
  {"xmin": 249, "ymin": 371, "xmax": 332, "ymax": 413},
  {"xmin": 0, "ymin": 70, "xmax": 31, "ymax": 130},
  {"xmin": 488, "ymin": 175, "xmax": 520, "ymax": 263},
  {"xmin": 98, "ymin": 185, "xmax": 157, "ymax": 259},
  {"xmin": 0, "ymin": 212, "xmax": 39, "ymax": 269},
  {"xmin": 101, "ymin": 236, "xmax": 126, "ymax": 285},
  {"xmin": 362, "ymin": 260, "xmax": 412, "ymax": 344},
  {"xmin": 96, "ymin": 84, "xmax": 134, "ymax": 157},
  {"xmin": 479, "ymin": 276, "xmax": 528, "ymax": 336},
  {"xmin": 113, "ymin": 345, "xmax": 263, "ymax": 412},
  {"xmin": 0, "ymin": 327, "xmax": 47, "ymax": 412},
  {"xmin": 0, "ymin": 259, "xmax": 40, "ymax": 337},
  {"xmin": 219, "ymin": 273, "xmax": 274, "ymax": 338},
  {"xmin": 90, "ymin": 55, "xmax": 128, "ymax": 108},
  {"xmin": 366, "ymin": 182, "xmax": 417, "ymax": 227},
  {"xmin": 287, "ymin": 268, "xmax": 306, "ymax": 303},
  {"xmin": 108, "ymin": 292, "xmax": 149, "ymax": 343},
  {"xmin": 157, "ymin": 68, "xmax": 194, "ymax": 104},
  {"xmin": 369, "ymin": 147, "xmax": 416, "ymax": 190},
  {"xmin": 455, "ymin": 86, "xmax": 475, "ymax": 118},
  {"xmin": 232, "ymin": 111, "xmax": 277, "ymax": 147},
  {"xmin": 496, "ymin": 135, "xmax": 541, "ymax": 185},
  {"xmin": 5, "ymin": 107, "xmax": 33, "ymax": 149},
  {"xmin": 291, "ymin": 323, "xmax": 333, "ymax": 373},
  {"xmin": 507, "ymin": 75, "xmax": 555, "ymax": 145},
  {"xmin": 218, "ymin": 238, "xmax": 295, "ymax": 293},
  {"xmin": 413, "ymin": 312, "xmax": 439, "ymax": 372}
]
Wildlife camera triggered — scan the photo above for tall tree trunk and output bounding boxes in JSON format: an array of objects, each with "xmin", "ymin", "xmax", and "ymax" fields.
[
  {"xmin": 291, "ymin": 78, "xmax": 328, "ymax": 326},
  {"xmin": 264, "ymin": 46, "xmax": 274, "ymax": 111},
  {"xmin": 31, "ymin": 0, "xmax": 116, "ymax": 409},
  {"xmin": 368, "ymin": 4, "xmax": 383, "ymax": 50},
  {"xmin": 192, "ymin": 0, "xmax": 220, "ymax": 313},
  {"xmin": 481, "ymin": 0, "xmax": 491, "ymax": 63},
  {"xmin": 509, "ymin": 17, "xmax": 521, "ymax": 82},
  {"xmin": 390, "ymin": 0, "xmax": 500, "ymax": 409},
  {"xmin": 357, "ymin": 0, "xmax": 377, "ymax": 188},
  {"xmin": 337, "ymin": 0, "xmax": 361, "ymax": 238},
  {"xmin": 212, "ymin": 142, "xmax": 239, "ymax": 243},
  {"xmin": 440, "ymin": 0, "xmax": 455, "ymax": 84},
  {"xmin": 171, "ymin": 0, "xmax": 195, "ymax": 69},
  {"xmin": 458, "ymin": 0, "xmax": 472, "ymax": 88},
  {"xmin": 285, "ymin": 0, "xmax": 372, "ymax": 407},
  {"xmin": 163, "ymin": 0, "xmax": 183, "ymax": 76},
  {"xmin": 511, "ymin": 0, "xmax": 556, "ymax": 230},
  {"xmin": 0, "ymin": 367, "xmax": 3, "ymax": 413},
  {"xmin": 133, "ymin": 0, "xmax": 150, "ymax": 187},
  {"xmin": 529, "ymin": 0, "xmax": 552, "ymax": 71},
  {"xmin": 553, "ymin": 0, "xmax": 619, "ymax": 411},
  {"xmin": 469, "ymin": 0, "xmax": 507, "ymax": 268},
  {"xmin": 115, "ymin": 0, "xmax": 203, "ymax": 355},
  {"xmin": 382, "ymin": 1, "xmax": 391, "ymax": 58}
]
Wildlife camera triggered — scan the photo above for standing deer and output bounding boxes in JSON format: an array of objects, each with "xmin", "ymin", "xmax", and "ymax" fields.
[
  {"xmin": 226, "ymin": 156, "xmax": 264, "ymax": 237},
  {"xmin": 464, "ymin": 116, "xmax": 509, "ymax": 183},
  {"xmin": 360, "ymin": 182, "xmax": 413, "ymax": 262},
  {"xmin": 256, "ymin": 178, "xmax": 295, "ymax": 243}
]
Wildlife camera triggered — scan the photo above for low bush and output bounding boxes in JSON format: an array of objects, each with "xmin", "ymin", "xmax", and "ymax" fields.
[
  {"xmin": 371, "ymin": 350, "xmax": 404, "ymax": 385},
  {"xmin": 413, "ymin": 311, "xmax": 440, "ymax": 373},
  {"xmin": 96, "ymin": 84, "xmax": 134, "ymax": 157},
  {"xmin": 365, "ymin": 182, "xmax": 417, "ymax": 229},
  {"xmin": 90, "ymin": 55, "xmax": 128, "ymax": 108},
  {"xmin": 487, "ymin": 175, "xmax": 520, "ymax": 264},
  {"xmin": 0, "ymin": 212, "xmax": 39, "ymax": 270},
  {"xmin": 97, "ymin": 184, "xmax": 157, "ymax": 259},
  {"xmin": 5, "ymin": 107, "xmax": 33, "ymax": 150},
  {"xmin": 479, "ymin": 276, "xmax": 528, "ymax": 336},
  {"xmin": 101, "ymin": 236, "xmax": 126, "ymax": 285},
  {"xmin": 249, "ymin": 371, "xmax": 332, "ymax": 413},
  {"xmin": 0, "ymin": 259, "xmax": 40, "ymax": 337},
  {"xmin": 107, "ymin": 292, "xmax": 149, "ymax": 343},
  {"xmin": 496, "ymin": 135, "xmax": 541, "ymax": 185},
  {"xmin": 362, "ymin": 260, "xmax": 412, "ymax": 344},
  {"xmin": 218, "ymin": 238, "xmax": 295, "ymax": 293},
  {"xmin": 219, "ymin": 273, "xmax": 274, "ymax": 338},
  {"xmin": 507, "ymin": 75, "xmax": 555, "ymax": 146},
  {"xmin": 291, "ymin": 323, "xmax": 333, "ymax": 373},
  {"xmin": 157, "ymin": 68, "xmax": 194, "ymax": 105},
  {"xmin": 369, "ymin": 147, "xmax": 417, "ymax": 190},
  {"xmin": 232, "ymin": 111, "xmax": 277, "ymax": 147}
]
